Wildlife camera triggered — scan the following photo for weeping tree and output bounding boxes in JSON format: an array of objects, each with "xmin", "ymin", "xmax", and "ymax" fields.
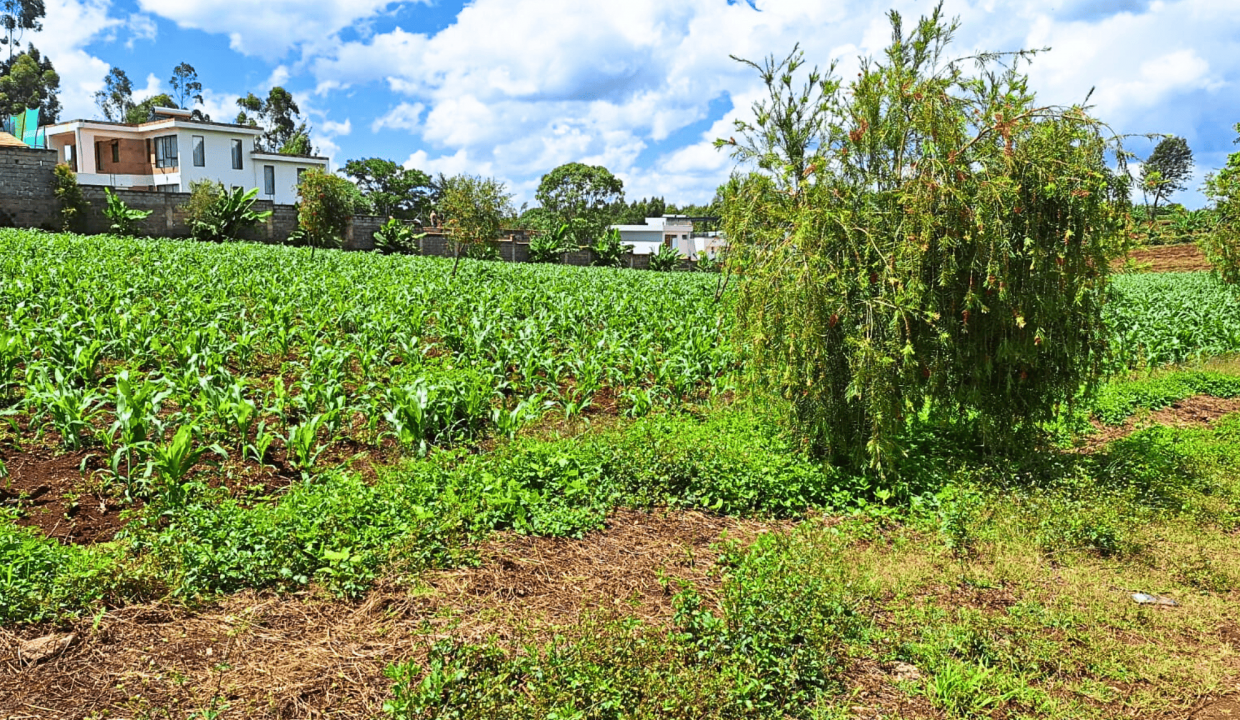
[{"xmin": 719, "ymin": 4, "xmax": 1130, "ymax": 472}]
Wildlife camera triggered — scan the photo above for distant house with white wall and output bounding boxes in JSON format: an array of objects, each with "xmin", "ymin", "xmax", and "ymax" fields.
[
  {"xmin": 43, "ymin": 108, "xmax": 327, "ymax": 205},
  {"xmin": 611, "ymin": 216, "xmax": 697, "ymax": 257}
]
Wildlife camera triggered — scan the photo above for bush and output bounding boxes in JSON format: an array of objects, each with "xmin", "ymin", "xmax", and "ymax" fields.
[
  {"xmin": 373, "ymin": 217, "xmax": 423, "ymax": 255},
  {"xmin": 184, "ymin": 181, "xmax": 273, "ymax": 242},
  {"xmin": 1201, "ymin": 122, "xmax": 1240, "ymax": 285},
  {"xmin": 591, "ymin": 227, "xmax": 629, "ymax": 268},
  {"xmin": 103, "ymin": 188, "xmax": 152, "ymax": 236},
  {"xmin": 438, "ymin": 173, "xmax": 514, "ymax": 275},
  {"xmin": 527, "ymin": 222, "xmax": 574, "ymax": 263},
  {"xmin": 648, "ymin": 242, "xmax": 683, "ymax": 272},
  {"xmin": 51, "ymin": 163, "xmax": 88, "ymax": 231},
  {"xmin": 297, "ymin": 169, "xmax": 360, "ymax": 254},
  {"xmin": 721, "ymin": 9, "xmax": 1128, "ymax": 471}
]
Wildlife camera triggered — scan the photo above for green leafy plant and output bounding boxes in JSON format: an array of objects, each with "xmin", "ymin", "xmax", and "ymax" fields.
[
  {"xmin": 527, "ymin": 222, "xmax": 574, "ymax": 263},
  {"xmin": 103, "ymin": 188, "xmax": 152, "ymax": 236},
  {"xmin": 648, "ymin": 242, "xmax": 683, "ymax": 272},
  {"xmin": 438, "ymin": 173, "xmax": 514, "ymax": 276},
  {"xmin": 185, "ymin": 182, "xmax": 272, "ymax": 243},
  {"xmin": 373, "ymin": 217, "xmax": 423, "ymax": 255},
  {"xmin": 297, "ymin": 169, "xmax": 360, "ymax": 257},
  {"xmin": 720, "ymin": 8, "xmax": 1129, "ymax": 470},
  {"xmin": 1200, "ymin": 122, "xmax": 1240, "ymax": 285},
  {"xmin": 591, "ymin": 227, "xmax": 629, "ymax": 268},
  {"xmin": 51, "ymin": 163, "xmax": 89, "ymax": 232}
]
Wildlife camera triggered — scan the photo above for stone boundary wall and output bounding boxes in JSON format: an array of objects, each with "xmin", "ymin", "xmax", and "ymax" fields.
[
  {"xmin": 0, "ymin": 153, "xmax": 698, "ymax": 269},
  {"xmin": 0, "ymin": 146, "xmax": 60, "ymax": 230}
]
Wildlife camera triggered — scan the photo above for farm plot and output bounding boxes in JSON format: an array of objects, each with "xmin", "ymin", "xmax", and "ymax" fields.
[
  {"xmin": 5, "ymin": 230, "xmax": 1240, "ymax": 719},
  {"xmin": 0, "ymin": 229, "xmax": 732, "ymax": 488}
]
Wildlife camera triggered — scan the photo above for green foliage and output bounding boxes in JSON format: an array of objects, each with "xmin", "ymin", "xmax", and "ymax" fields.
[
  {"xmin": 721, "ymin": 7, "xmax": 1128, "ymax": 470},
  {"xmin": 1105, "ymin": 272, "xmax": 1240, "ymax": 370},
  {"xmin": 1, "ymin": 1, "xmax": 45, "ymax": 59},
  {"xmin": 438, "ymin": 173, "xmax": 513, "ymax": 273},
  {"xmin": 297, "ymin": 169, "xmax": 358, "ymax": 253},
  {"xmin": 235, "ymin": 86, "xmax": 311, "ymax": 153},
  {"xmin": 648, "ymin": 242, "xmax": 683, "ymax": 272},
  {"xmin": 0, "ymin": 44, "xmax": 59, "ymax": 121},
  {"xmin": 695, "ymin": 251, "xmax": 724, "ymax": 273},
  {"xmin": 535, "ymin": 162, "xmax": 625, "ymax": 247},
  {"xmin": 1140, "ymin": 135, "xmax": 1194, "ymax": 211},
  {"xmin": 591, "ymin": 227, "xmax": 628, "ymax": 268},
  {"xmin": 102, "ymin": 188, "xmax": 151, "ymax": 236},
  {"xmin": 527, "ymin": 222, "xmax": 574, "ymax": 263},
  {"xmin": 1200, "ymin": 123, "xmax": 1240, "ymax": 285},
  {"xmin": 124, "ymin": 93, "xmax": 177, "ymax": 125},
  {"xmin": 0, "ymin": 516, "xmax": 126, "ymax": 624},
  {"xmin": 1091, "ymin": 371, "xmax": 1240, "ymax": 425},
  {"xmin": 93, "ymin": 66, "xmax": 133, "ymax": 122},
  {"xmin": 169, "ymin": 62, "xmax": 203, "ymax": 112},
  {"xmin": 51, "ymin": 162, "xmax": 87, "ymax": 231},
  {"xmin": 184, "ymin": 181, "xmax": 272, "ymax": 243},
  {"xmin": 373, "ymin": 217, "xmax": 423, "ymax": 255},
  {"xmin": 384, "ymin": 525, "xmax": 860, "ymax": 720},
  {"xmin": 343, "ymin": 157, "xmax": 434, "ymax": 221}
]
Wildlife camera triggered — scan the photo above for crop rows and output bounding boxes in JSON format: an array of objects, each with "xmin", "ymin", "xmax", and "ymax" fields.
[
  {"xmin": 3, "ymin": 230, "xmax": 1239, "ymax": 493},
  {"xmin": 0, "ymin": 230, "xmax": 733, "ymax": 491},
  {"xmin": 1106, "ymin": 272, "xmax": 1240, "ymax": 370}
]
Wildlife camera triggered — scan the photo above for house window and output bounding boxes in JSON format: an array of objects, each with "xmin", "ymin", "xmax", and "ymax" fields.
[
  {"xmin": 192, "ymin": 136, "xmax": 205, "ymax": 167},
  {"xmin": 231, "ymin": 139, "xmax": 243, "ymax": 170},
  {"xmin": 111, "ymin": 142, "xmax": 119, "ymax": 164},
  {"xmin": 263, "ymin": 165, "xmax": 275, "ymax": 196},
  {"xmin": 153, "ymin": 135, "xmax": 178, "ymax": 169},
  {"xmin": 296, "ymin": 168, "xmax": 306, "ymax": 184}
]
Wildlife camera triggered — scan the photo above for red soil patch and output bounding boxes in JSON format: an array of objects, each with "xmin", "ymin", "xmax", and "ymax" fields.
[
  {"xmin": 1193, "ymin": 696, "xmax": 1240, "ymax": 719},
  {"xmin": 0, "ymin": 448, "xmax": 126, "ymax": 544},
  {"xmin": 1081, "ymin": 394, "xmax": 1240, "ymax": 453},
  {"xmin": 1117, "ymin": 243, "xmax": 1213, "ymax": 273},
  {"xmin": 0, "ymin": 508, "xmax": 788, "ymax": 719}
]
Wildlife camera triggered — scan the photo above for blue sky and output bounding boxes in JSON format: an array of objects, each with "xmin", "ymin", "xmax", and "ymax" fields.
[{"xmin": 22, "ymin": 0, "xmax": 1240, "ymax": 207}]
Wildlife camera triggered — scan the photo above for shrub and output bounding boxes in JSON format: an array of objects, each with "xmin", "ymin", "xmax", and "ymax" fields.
[
  {"xmin": 184, "ymin": 181, "xmax": 273, "ymax": 242},
  {"xmin": 438, "ymin": 173, "xmax": 514, "ymax": 276},
  {"xmin": 527, "ymin": 222, "xmax": 573, "ymax": 263},
  {"xmin": 720, "ymin": 9, "xmax": 1129, "ymax": 471},
  {"xmin": 591, "ymin": 227, "xmax": 629, "ymax": 268},
  {"xmin": 103, "ymin": 188, "xmax": 153, "ymax": 236},
  {"xmin": 51, "ymin": 163, "xmax": 88, "ymax": 231},
  {"xmin": 1200, "ymin": 122, "xmax": 1240, "ymax": 285},
  {"xmin": 297, "ymin": 169, "xmax": 359, "ymax": 255},
  {"xmin": 695, "ymin": 251, "xmax": 724, "ymax": 273},
  {"xmin": 648, "ymin": 242, "xmax": 683, "ymax": 272},
  {"xmin": 373, "ymin": 217, "xmax": 423, "ymax": 255}
]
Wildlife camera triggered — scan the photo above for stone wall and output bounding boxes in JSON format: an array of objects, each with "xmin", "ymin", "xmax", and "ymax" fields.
[
  {"xmin": 0, "ymin": 146, "xmax": 60, "ymax": 229},
  {"xmin": 0, "ymin": 157, "xmax": 697, "ymax": 270}
]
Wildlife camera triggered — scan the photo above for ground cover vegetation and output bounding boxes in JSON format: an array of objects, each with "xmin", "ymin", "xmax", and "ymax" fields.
[
  {"xmin": 4, "ymin": 222, "xmax": 1240, "ymax": 716},
  {"xmin": 7, "ymin": 7, "xmax": 1240, "ymax": 720}
]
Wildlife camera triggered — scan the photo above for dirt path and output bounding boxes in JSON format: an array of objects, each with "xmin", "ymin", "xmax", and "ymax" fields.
[
  {"xmin": 0, "ymin": 509, "xmax": 787, "ymax": 720},
  {"xmin": 1082, "ymin": 394, "xmax": 1240, "ymax": 452}
]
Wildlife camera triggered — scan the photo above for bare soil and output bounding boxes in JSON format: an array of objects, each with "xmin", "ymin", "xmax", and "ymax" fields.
[
  {"xmin": 1082, "ymin": 394, "xmax": 1240, "ymax": 453},
  {"xmin": 1118, "ymin": 243, "xmax": 1213, "ymax": 273},
  {"xmin": 0, "ymin": 508, "xmax": 788, "ymax": 720},
  {"xmin": 0, "ymin": 448, "xmax": 126, "ymax": 544},
  {"xmin": 1193, "ymin": 696, "xmax": 1240, "ymax": 719}
]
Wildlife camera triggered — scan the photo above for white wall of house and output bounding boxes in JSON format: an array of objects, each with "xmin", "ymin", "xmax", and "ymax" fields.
[
  {"xmin": 42, "ymin": 117, "xmax": 327, "ymax": 204},
  {"xmin": 250, "ymin": 153, "xmax": 325, "ymax": 205},
  {"xmin": 611, "ymin": 217, "xmax": 696, "ymax": 256},
  {"xmin": 177, "ymin": 126, "xmax": 262, "ymax": 195}
]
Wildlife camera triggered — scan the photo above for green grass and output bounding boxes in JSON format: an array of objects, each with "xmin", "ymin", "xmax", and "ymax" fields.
[{"xmin": 4, "ymin": 230, "xmax": 1240, "ymax": 717}]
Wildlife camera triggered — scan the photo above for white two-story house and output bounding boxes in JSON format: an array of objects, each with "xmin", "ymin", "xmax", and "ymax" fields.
[{"xmin": 43, "ymin": 108, "xmax": 328, "ymax": 205}]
